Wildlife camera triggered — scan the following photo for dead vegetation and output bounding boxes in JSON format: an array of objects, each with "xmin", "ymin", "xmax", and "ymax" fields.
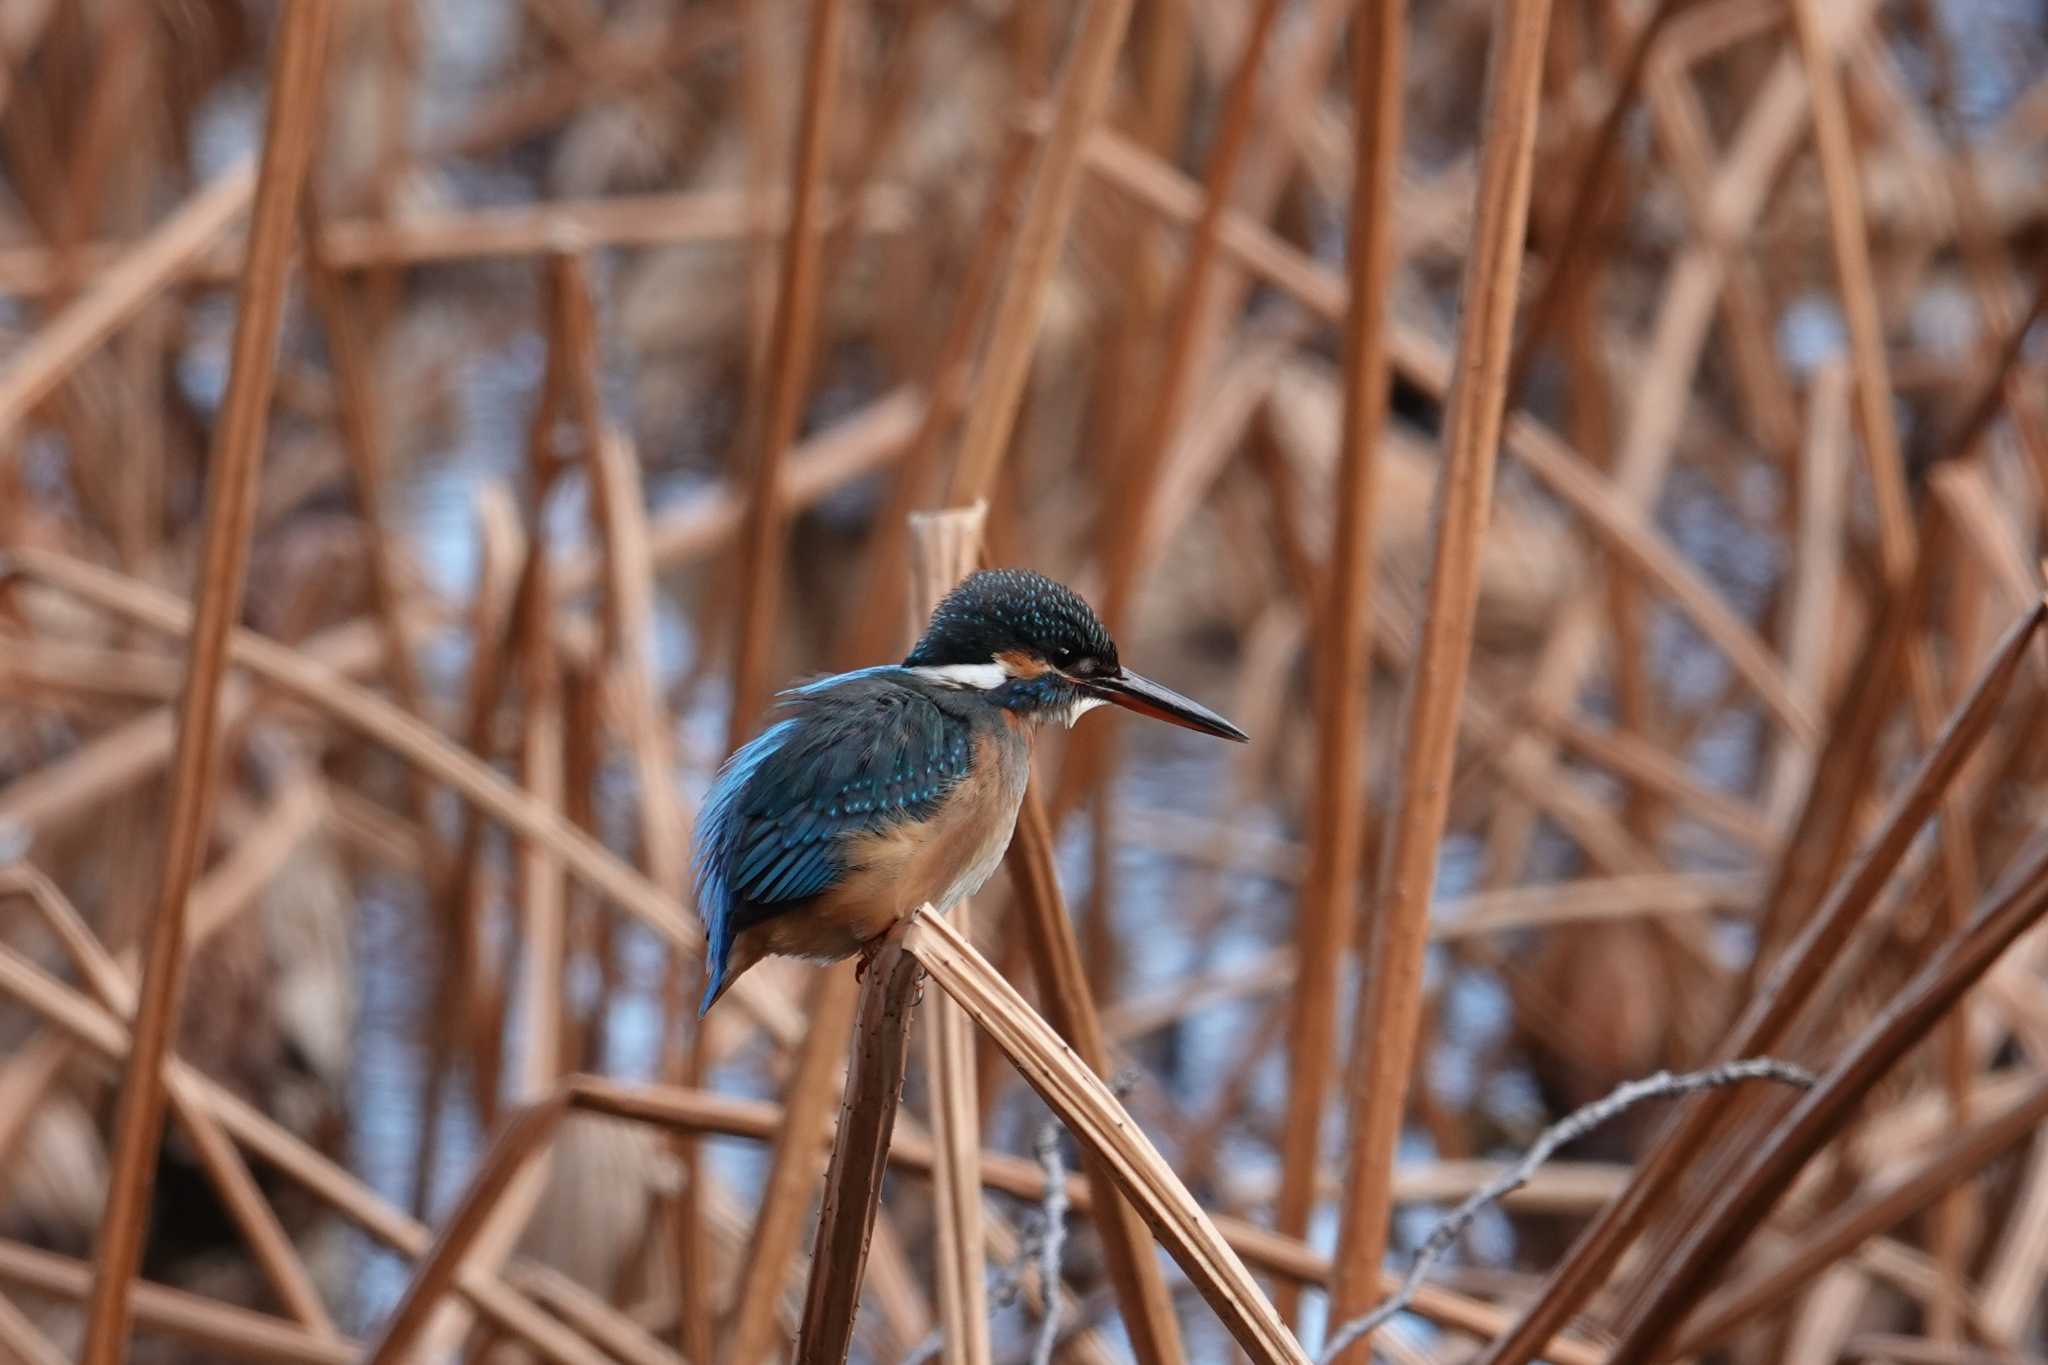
[{"xmin": 4, "ymin": 0, "xmax": 2048, "ymax": 1361}]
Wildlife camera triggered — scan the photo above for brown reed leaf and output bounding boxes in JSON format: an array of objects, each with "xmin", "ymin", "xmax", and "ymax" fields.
[{"xmin": 903, "ymin": 905, "xmax": 1312, "ymax": 1365}]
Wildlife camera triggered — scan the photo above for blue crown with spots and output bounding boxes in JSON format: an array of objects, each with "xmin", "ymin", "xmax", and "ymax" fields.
[{"xmin": 904, "ymin": 569, "xmax": 1119, "ymax": 673}]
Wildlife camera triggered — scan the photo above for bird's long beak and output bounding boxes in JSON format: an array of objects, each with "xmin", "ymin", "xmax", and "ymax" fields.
[{"xmin": 1086, "ymin": 668, "xmax": 1249, "ymax": 742}]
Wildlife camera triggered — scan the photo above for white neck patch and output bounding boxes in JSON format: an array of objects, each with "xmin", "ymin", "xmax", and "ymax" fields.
[
  {"xmin": 911, "ymin": 662, "xmax": 1010, "ymax": 690},
  {"xmin": 1065, "ymin": 695, "xmax": 1106, "ymax": 728}
]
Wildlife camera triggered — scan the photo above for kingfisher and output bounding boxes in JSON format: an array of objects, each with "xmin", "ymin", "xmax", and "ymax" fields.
[{"xmin": 692, "ymin": 568, "xmax": 1247, "ymax": 1014}]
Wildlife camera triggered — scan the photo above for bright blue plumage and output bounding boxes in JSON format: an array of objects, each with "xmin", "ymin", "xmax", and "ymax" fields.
[
  {"xmin": 692, "ymin": 669, "xmax": 976, "ymax": 1013},
  {"xmin": 689, "ymin": 569, "xmax": 1247, "ymax": 1015}
]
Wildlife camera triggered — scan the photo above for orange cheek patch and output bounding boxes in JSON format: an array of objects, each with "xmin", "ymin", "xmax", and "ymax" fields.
[{"xmin": 996, "ymin": 649, "xmax": 1051, "ymax": 679}]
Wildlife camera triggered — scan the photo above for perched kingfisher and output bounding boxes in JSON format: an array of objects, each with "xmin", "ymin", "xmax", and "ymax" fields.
[{"xmin": 692, "ymin": 568, "xmax": 1247, "ymax": 1014}]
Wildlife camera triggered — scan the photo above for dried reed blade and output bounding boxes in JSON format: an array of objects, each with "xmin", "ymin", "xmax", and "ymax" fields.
[
  {"xmin": 902, "ymin": 906, "xmax": 1311, "ymax": 1365},
  {"xmin": 1004, "ymin": 792, "xmax": 1187, "ymax": 1361},
  {"xmin": 81, "ymin": 4, "xmax": 334, "ymax": 1356},
  {"xmin": 1324, "ymin": 3, "xmax": 1555, "ymax": 1357}
]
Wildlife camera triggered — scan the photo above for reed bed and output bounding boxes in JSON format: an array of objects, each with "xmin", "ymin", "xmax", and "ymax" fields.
[{"xmin": 3, "ymin": 1, "xmax": 2048, "ymax": 1362}]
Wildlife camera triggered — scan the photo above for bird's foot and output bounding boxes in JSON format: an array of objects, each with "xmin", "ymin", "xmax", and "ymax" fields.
[{"xmin": 854, "ymin": 937, "xmax": 883, "ymax": 982}]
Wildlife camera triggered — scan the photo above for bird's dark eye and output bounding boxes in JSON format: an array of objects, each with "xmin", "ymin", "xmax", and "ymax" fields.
[{"xmin": 1050, "ymin": 646, "xmax": 1077, "ymax": 669}]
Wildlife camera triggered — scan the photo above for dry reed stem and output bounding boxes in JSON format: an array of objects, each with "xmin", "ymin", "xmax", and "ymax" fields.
[
  {"xmin": 946, "ymin": 0, "xmax": 1135, "ymax": 505},
  {"xmin": 4, "ymin": 859, "xmax": 337, "ymax": 1339},
  {"xmin": 1274, "ymin": 1, "xmax": 1401, "ymax": 1325},
  {"xmin": 1783, "ymin": 10, "xmax": 1981, "ymax": 1341},
  {"xmin": 793, "ymin": 931, "xmax": 923, "ymax": 1364},
  {"xmin": 558, "ymin": 1077, "xmax": 1603, "ymax": 1358},
  {"xmin": 1677, "ymin": 1072, "xmax": 2048, "ymax": 1353},
  {"xmin": 0, "ymin": 184, "xmax": 914, "ymax": 292},
  {"xmin": 723, "ymin": 967, "xmax": 862, "ymax": 1365},
  {"xmin": 1004, "ymin": 792, "xmax": 1186, "ymax": 1362},
  {"xmin": 0, "ymin": 1285, "xmax": 92, "ymax": 1365},
  {"xmin": 1100, "ymin": 0, "xmax": 1285, "ymax": 630},
  {"xmin": 0, "ymin": 934, "xmax": 621, "ymax": 1363},
  {"xmin": 81, "ymin": 4, "xmax": 333, "ymax": 1357},
  {"xmin": 908, "ymin": 504, "xmax": 993, "ymax": 1365},
  {"xmin": 366, "ymin": 1095, "xmax": 576, "ymax": 1362},
  {"xmin": 1477, "ymin": 595, "xmax": 2045, "ymax": 1365},
  {"xmin": 725, "ymin": 0, "xmax": 846, "ymax": 740},
  {"xmin": 902, "ymin": 906, "xmax": 1311, "ymax": 1365},
  {"xmin": 0, "ymin": 159, "xmax": 253, "ymax": 439},
  {"xmin": 1611, "ymin": 831, "xmax": 2048, "ymax": 1360},
  {"xmin": 0, "ymin": 1239, "xmax": 355, "ymax": 1365},
  {"xmin": 3, "ymin": 546, "xmax": 803, "ymax": 1041},
  {"xmin": 1080, "ymin": 126, "xmax": 1815, "ymax": 741},
  {"xmin": 1324, "ymin": 2, "xmax": 1554, "ymax": 1356}
]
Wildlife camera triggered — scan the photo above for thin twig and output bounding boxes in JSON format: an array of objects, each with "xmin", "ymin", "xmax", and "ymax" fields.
[
  {"xmin": 1029, "ymin": 1122, "xmax": 1071, "ymax": 1365},
  {"xmin": 1317, "ymin": 1060, "xmax": 1816, "ymax": 1364}
]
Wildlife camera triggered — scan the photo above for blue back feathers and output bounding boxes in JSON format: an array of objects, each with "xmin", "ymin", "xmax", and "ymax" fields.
[{"xmin": 692, "ymin": 668, "xmax": 975, "ymax": 1013}]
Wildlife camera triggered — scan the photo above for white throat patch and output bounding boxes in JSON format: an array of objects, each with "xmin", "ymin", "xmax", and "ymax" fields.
[
  {"xmin": 911, "ymin": 662, "xmax": 1009, "ymax": 690},
  {"xmin": 1065, "ymin": 695, "xmax": 1106, "ymax": 728}
]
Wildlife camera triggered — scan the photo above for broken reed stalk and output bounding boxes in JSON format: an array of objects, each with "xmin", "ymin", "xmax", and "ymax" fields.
[
  {"xmin": 1273, "ymin": 0, "xmax": 1401, "ymax": 1329},
  {"xmin": 725, "ymin": 0, "xmax": 845, "ymax": 741},
  {"xmin": 1609, "ymin": 828, "xmax": 2048, "ymax": 1361},
  {"xmin": 1324, "ymin": 1, "xmax": 1555, "ymax": 1357},
  {"xmin": 908, "ymin": 503, "xmax": 994, "ymax": 1365},
  {"xmin": 902, "ymin": 906, "xmax": 1312, "ymax": 1365},
  {"xmin": 722, "ymin": 966, "xmax": 864, "ymax": 1365},
  {"xmin": 946, "ymin": 0, "xmax": 1135, "ymax": 505},
  {"xmin": 79, "ymin": 4, "xmax": 334, "ymax": 1358},
  {"xmin": 1475, "ymin": 594, "xmax": 2045, "ymax": 1365},
  {"xmin": 793, "ymin": 932, "xmax": 925, "ymax": 1365}
]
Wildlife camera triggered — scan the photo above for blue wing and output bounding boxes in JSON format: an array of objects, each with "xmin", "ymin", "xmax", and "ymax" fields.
[{"xmin": 692, "ymin": 670, "xmax": 972, "ymax": 1012}]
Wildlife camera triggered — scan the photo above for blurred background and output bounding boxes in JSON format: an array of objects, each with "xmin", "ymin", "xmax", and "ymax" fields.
[{"xmin": 4, "ymin": 0, "xmax": 2048, "ymax": 1361}]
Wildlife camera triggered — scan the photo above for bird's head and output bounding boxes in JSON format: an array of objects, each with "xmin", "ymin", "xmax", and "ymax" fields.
[{"xmin": 903, "ymin": 569, "xmax": 1248, "ymax": 742}]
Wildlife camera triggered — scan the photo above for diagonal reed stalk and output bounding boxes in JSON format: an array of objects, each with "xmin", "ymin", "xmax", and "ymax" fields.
[
  {"xmin": 1323, "ymin": 2, "xmax": 1556, "ymax": 1358},
  {"xmin": 79, "ymin": 4, "xmax": 334, "ymax": 1358},
  {"xmin": 1475, "ymin": 594, "xmax": 2046, "ymax": 1365},
  {"xmin": 1609, "ymin": 824, "xmax": 2048, "ymax": 1360},
  {"xmin": 902, "ymin": 905, "xmax": 1312, "ymax": 1365}
]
